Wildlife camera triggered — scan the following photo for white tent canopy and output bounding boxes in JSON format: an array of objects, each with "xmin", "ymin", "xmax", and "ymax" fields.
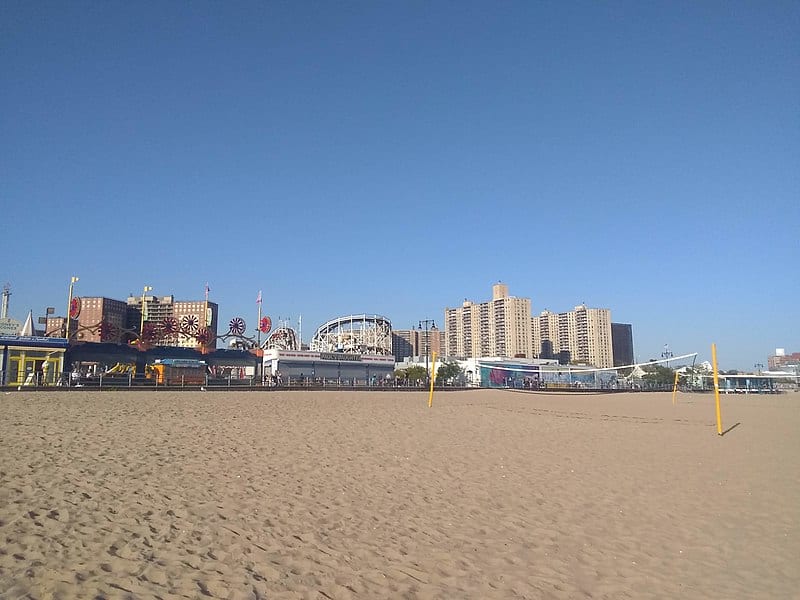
[{"xmin": 19, "ymin": 310, "xmax": 39, "ymax": 336}]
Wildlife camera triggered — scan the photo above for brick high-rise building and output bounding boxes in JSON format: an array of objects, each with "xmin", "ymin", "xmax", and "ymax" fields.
[
  {"xmin": 392, "ymin": 330, "xmax": 415, "ymax": 362},
  {"xmin": 392, "ymin": 326, "xmax": 444, "ymax": 362},
  {"xmin": 768, "ymin": 350, "xmax": 800, "ymax": 371},
  {"xmin": 68, "ymin": 297, "xmax": 129, "ymax": 343}
]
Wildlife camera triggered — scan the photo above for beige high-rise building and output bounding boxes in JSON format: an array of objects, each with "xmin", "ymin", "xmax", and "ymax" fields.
[
  {"xmin": 576, "ymin": 305, "xmax": 613, "ymax": 367},
  {"xmin": 173, "ymin": 300, "xmax": 219, "ymax": 350},
  {"xmin": 533, "ymin": 304, "xmax": 613, "ymax": 368},
  {"xmin": 445, "ymin": 283, "xmax": 532, "ymax": 359},
  {"xmin": 445, "ymin": 299, "xmax": 481, "ymax": 358},
  {"xmin": 532, "ymin": 309, "xmax": 561, "ymax": 357}
]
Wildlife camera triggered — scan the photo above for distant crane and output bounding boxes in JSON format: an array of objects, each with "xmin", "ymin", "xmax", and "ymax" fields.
[{"xmin": 1, "ymin": 283, "xmax": 10, "ymax": 319}]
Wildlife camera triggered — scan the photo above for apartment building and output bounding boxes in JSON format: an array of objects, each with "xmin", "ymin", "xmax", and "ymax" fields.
[
  {"xmin": 768, "ymin": 349, "xmax": 800, "ymax": 371},
  {"xmin": 126, "ymin": 294, "xmax": 219, "ymax": 352},
  {"xmin": 58, "ymin": 297, "xmax": 130, "ymax": 343},
  {"xmin": 574, "ymin": 305, "xmax": 613, "ymax": 367},
  {"xmin": 532, "ymin": 309, "xmax": 561, "ymax": 358},
  {"xmin": 611, "ymin": 323, "xmax": 634, "ymax": 367},
  {"xmin": 392, "ymin": 326, "xmax": 444, "ymax": 362},
  {"xmin": 43, "ymin": 293, "xmax": 220, "ymax": 351},
  {"xmin": 533, "ymin": 304, "xmax": 614, "ymax": 368},
  {"xmin": 445, "ymin": 283, "xmax": 532, "ymax": 359},
  {"xmin": 445, "ymin": 300, "xmax": 480, "ymax": 358},
  {"xmin": 174, "ymin": 299, "xmax": 218, "ymax": 349}
]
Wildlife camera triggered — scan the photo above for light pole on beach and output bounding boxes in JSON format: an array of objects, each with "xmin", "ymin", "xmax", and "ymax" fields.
[
  {"xmin": 140, "ymin": 285, "xmax": 153, "ymax": 342},
  {"xmin": 419, "ymin": 319, "xmax": 435, "ymax": 380},
  {"xmin": 662, "ymin": 344, "xmax": 673, "ymax": 368},
  {"xmin": 65, "ymin": 276, "xmax": 79, "ymax": 341}
]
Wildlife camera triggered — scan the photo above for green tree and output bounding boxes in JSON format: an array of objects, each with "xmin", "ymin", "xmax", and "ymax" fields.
[
  {"xmin": 436, "ymin": 360, "xmax": 463, "ymax": 385},
  {"xmin": 401, "ymin": 365, "xmax": 428, "ymax": 383},
  {"xmin": 642, "ymin": 364, "xmax": 675, "ymax": 385}
]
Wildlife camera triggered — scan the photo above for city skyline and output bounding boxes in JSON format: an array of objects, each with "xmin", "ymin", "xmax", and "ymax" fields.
[
  {"xmin": 3, "ymin": 3, "xmax": 798, "ymax": 372},
  {"xmin": 2, "ymin": 278, "xmax": 792, "ymax": 372}
]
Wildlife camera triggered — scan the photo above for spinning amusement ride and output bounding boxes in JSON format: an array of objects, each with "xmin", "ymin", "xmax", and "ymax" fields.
[
  {"xmin": 66, "ymin": 296, "xmax": 284, "ymax": 351},
  {"xmin": 65, "ymin": 298, "xmax": 390, "ymax": 355}
]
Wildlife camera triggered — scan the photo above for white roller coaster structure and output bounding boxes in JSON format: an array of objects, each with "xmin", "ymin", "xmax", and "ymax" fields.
[
  {"xmin": 261, "ymin": 326, "xmax": 299, "ymax": 351},
  {"xmin": 309, "ymin": 314, "xmax": 393, "ymax": 355}
]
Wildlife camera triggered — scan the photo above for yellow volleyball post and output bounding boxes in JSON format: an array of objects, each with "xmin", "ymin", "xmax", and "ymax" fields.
[
  {"xmin": 428, "ymin": 351, "xmax": 437, "ymax": 408},
  {"xmin": 711, "ymin": 343, "xmax": 723, "ymax": 435},
  {"xmin": 672, "ymin": 370, "xmax": 680, "ymax": 405}
]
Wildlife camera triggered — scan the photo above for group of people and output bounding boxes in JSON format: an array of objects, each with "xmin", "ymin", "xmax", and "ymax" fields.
[{"xmin": 264, "ymin": 370, "xmax": 283, "ymax": 386}]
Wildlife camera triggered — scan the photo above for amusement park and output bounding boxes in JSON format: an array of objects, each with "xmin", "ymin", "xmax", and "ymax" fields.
[
  {"xmin": 0, "ymin": 282, "xmax": 402, "ymax": 389},
  {"xmin": 1, "ymin": 283, "xmax": 797, "ymax": 392}
]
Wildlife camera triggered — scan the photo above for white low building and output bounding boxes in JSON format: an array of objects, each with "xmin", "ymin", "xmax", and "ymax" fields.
[{"xmin": 262, "ymin": 348, "xmax": 395, "ymax": 384}]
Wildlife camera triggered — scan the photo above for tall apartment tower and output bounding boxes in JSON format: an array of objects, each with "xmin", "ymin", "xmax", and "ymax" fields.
[
  {"xmin": 533, "ymin": 310, "xmax": 561, "ymax": 358},
  {"xmin": 446, "ymin": 300, "xmax": 479, "ymax": 359},
  {"xmin": 572, "ymin": 305, "xmax": 613, "ymax": 367},
  {"xmin": 392, "ymin": 326, "xmax": 445, "ymax": 362},
  {"xmin": 391, "ymin": 330, "xmax": 415, "ymax": 361},
  {"xmin": 445, "ymin": 283, "xmax": 532, "ymax": 359},
  {"xmin": 533, "ymin": 304, "xmax": 614, "ymax": 368},
  {"xmin": 611, "ymin": 323, "xmax": 634, "ymax": 367}
]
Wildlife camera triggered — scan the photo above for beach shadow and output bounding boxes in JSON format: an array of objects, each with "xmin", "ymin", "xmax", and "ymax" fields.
[{"xmin": 721, "ymin": 422, "xmax": 741, "ymax": 436}]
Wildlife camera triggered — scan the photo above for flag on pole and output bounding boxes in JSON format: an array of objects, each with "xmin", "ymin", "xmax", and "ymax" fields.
[
  {"xmin": 256, "ymin": 290, "xmax": 262, "ymax": 304},
  {"xmin": 204, "ymin": 282, "xmax": 210, "ymax": 301}
]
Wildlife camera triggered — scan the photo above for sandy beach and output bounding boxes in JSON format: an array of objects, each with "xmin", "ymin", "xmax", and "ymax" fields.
[{"xmin": 1, "ymin": 389, "xmax": 798, "ymax": 599}]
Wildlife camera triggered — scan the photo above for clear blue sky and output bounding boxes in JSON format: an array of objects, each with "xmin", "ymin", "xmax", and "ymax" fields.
[{"xmin": 2, "ymin": 1, "xmax": 798, "ymax": 370}]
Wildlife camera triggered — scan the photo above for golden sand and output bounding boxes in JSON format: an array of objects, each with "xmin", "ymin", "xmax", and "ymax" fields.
[{"xmin": 1, "ymin": 390, "xmax": 798, "ymax": 599}]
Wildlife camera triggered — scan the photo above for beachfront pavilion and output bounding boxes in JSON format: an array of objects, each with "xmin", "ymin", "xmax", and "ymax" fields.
[
  {"xmin": 262, "ymin": 348, "xmax": 395, "ymax": 385},
  {"xmin": 65, "ymin": 342, "xmax": 259, "ymax": 380},
  {"xmin": 717, "ymin": 373, "xmax": 797, "ymax": 393},
  {"xmin": 0, "ymin": 335, "xmax": 69, "ymax": 386}
]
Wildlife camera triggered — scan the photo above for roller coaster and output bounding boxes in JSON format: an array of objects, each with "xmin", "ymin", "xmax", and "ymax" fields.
[
  {"xmin": 309, "ymin": 314, "xmax": 392, "ymax": 355},
  {"xmin": 65, "ymin": 294, "xmax": 391, "ymax": 358},
  {"xmin": 261, "ymin": 326, "xmax": 299, "ymax": 351}
]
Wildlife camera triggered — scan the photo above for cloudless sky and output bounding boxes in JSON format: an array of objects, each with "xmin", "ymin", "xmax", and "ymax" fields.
[{"xmin": 2, "ymin": 1, "xmax": 798, "ymax": 370}]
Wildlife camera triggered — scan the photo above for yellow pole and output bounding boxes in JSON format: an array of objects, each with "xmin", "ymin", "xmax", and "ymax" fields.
[
  {"xmin": 711, "ymin": 343, "xmax": 723, "ymax": 435},
  {"xmin": 65, "ymin": 276, "xmax": 78, "ymax": 340},
  {"xmin": 672, "ymin": 370, "xmax": 680, "ymax": 405},
  {"xmin": 257, "ymin": 290, "xmax": 262, "ymax": 348},
  {"xmin": 140, "ymin": 285, "xmax": 153, "ymax": 343},
  {"xmin": 428, "ymin": 351, "xmax": 437, "ymax": 408},
  {"xmin": 203, "ymin": 282, "xmax": 210, "ymax": 354}
]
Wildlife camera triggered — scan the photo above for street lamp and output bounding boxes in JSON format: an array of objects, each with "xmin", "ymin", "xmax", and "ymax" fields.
[
  {"xmin": 140, "ymin": 286, "xmax": 153, "ymax": 340},
  {"xmin": 661, "ymin": 344, "xmax": 673, "ymax": 367},
  {"xmin": 65, "ymin": 276, "xmax": 79, "ymax": 340},
  {"xmin": 754, "ymin": 363, "xmax": 764, "ymax": 374},
  {"xmin": 419, "ymin": 319, "xmax": 435, "ymax": 380}
]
